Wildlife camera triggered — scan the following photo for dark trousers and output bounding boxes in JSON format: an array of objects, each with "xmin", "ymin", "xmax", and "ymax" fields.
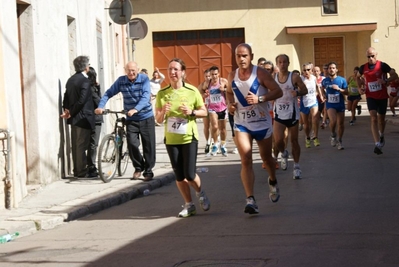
[
  {"xmin": 71, "ymin": 125, "xmax": 92, "ymax": 177},
  {"xmin": 228, "ymin": 112, "xmax": 235, "ymax": 137},
  {"xmin": 166, "ymin": 139, "xmax": 198, "ymax": 182},
  {"xmin": 126, "ymin": 116, "xmax": 156, "ymax": 174},
  {"xmin": 87, "ymin": 124, "xmax": 102, "ymax": 170}
]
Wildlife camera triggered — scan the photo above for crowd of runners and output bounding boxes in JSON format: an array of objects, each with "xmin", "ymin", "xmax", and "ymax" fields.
[
  {"xmin": 190, "ymin": 44, "xmax": 398, "ymax": 215},
  {"xmin": 153, "ymin": 44, "xmax": 398, "ymax": 217}
]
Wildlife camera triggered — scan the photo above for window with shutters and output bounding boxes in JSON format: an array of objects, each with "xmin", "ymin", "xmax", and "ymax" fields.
[{"xmin": 322, "ymin": 0, "xmax": 337, "ymax": 15}]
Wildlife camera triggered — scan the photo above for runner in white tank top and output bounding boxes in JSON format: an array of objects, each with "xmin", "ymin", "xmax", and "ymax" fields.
[
  {"xmin": 226, "ymin": 43, "xmax": 283, "ymax": 215},
  {"xmin": 232, "ymin": 65, "xmax": 272, "ymax": 135},
  {"xmin": 273, "ymin": 72, "xmax": 300, "ymax": 123},
  {"xmin": 300, "ymin": 63, "xmax": 323, "ymax": 148},
  {"xmin": 273, "ymin": 54, "xmax": 308, "ymax": 180}
]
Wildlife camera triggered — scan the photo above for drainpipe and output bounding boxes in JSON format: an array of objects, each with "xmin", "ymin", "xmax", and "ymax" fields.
[
  {"xmin": 385, "ymin": 0, "xmax": 398, "ymax": 38},
  {"xmin": 0, "ymin": 129, "xmax": 13, "ymax": 209}
]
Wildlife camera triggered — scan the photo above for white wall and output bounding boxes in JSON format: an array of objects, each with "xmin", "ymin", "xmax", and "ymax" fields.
[
  {"xmin": 0, "ymin": 0, "xmax": 129, "ymax": 208},
  {"xmin": 0, "ymin": 0, "xmax": 28, "ymax": 208}
]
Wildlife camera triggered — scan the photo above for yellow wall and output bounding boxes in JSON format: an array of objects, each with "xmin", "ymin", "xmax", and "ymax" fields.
[{"xmin": 129, "ymin": 0, "xmax": 399, "ymax": 78}]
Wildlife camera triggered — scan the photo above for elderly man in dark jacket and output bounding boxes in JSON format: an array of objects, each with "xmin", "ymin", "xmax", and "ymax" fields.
[{"xmin": 61, "ymin": 55, "xmax": 95, "ymax": 178}]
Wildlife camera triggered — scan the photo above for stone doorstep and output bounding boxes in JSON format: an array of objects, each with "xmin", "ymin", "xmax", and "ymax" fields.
[
  {"xmin": 0, "ymin": 220, "xmax": 38, "ymax": 237},
  {"xmin": 7, "ymin": 214, "xmax": 65, "ymax": 231}
]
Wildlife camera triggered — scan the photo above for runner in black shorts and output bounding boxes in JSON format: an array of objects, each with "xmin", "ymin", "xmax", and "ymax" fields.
[{"xmin": 357, "ymin": 47, "xmax": 398, "ymax": 155}]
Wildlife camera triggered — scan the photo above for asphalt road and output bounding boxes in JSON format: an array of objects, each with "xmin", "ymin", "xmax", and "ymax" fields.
[{"xmin": 1, "ymin": 115, "xmax": 399, "ymax": 267}]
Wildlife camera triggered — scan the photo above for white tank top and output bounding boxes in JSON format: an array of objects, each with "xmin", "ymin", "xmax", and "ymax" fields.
[
  {"xmin": 274, "ymin": 72, "xmax": 300, "ymax": 120},
  {"xmin": 301, "ymin": 75, "xmax": 317, "ymax": 107},
  {"xmin": 231, "ymin": 66, "xmax": 272, "ymax": 131}
]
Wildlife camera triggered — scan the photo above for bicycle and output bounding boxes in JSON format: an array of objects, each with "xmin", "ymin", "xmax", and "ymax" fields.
[{"xmin": 97, "ymin": 109, "xmax": 130, "ymax": 183}]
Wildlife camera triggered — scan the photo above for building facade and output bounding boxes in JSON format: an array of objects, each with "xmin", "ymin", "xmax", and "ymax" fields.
[
  {"xmin": 0, "ymin": 0, "xmax": 128, "ymax": 209},
  {"xmin": 132, "ymin": 0, "xmax": 399, "ymax": 86},
  {"xmin": 1, "ymin": 0, "xmax": 399, "ymax": 209}
]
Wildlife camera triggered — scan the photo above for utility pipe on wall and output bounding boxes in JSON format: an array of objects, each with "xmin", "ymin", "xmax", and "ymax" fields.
[
  {"xmin": 385, "ymin": 0, "xmax": 398, "ymax": 38},
  {"xmin": 0, "ymin": 129, "xmax": 12, "ymax": 209}
]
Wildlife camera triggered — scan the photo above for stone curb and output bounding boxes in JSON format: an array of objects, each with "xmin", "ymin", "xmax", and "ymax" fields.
[{"xmin": 1, "ymin": 172, "xmax": 175, "ymax": 238}]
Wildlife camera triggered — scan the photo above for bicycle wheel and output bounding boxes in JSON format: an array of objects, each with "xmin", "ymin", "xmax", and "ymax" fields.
[
  {"xmin": 98, "ymin": 134, "xmax": 119, "ymax": 183},
  {"xmin": 118, "ymin": 131, "xmax": 129, "ymax": 176}
]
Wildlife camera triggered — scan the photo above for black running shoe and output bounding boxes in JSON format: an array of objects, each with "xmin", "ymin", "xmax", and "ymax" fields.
[
  {"xmin": 357, "ymin": 105, "xmax": 362, "ymax": 115},
  {"xmin": 374, "ymin": 146, "xmax": 383, "ymax": 155},
  {"xmin": 379, "ymin": 135, "xmax": 385, "ymax": 147},
  {"xmin": 205, "ymin": 144, "xmax": 210, "ymax": 154},
  {"xmin": 244, "ymin": 197, "xmax": 259, "ymax": 214}
]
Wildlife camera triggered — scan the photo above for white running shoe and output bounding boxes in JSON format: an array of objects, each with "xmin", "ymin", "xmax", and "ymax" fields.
[
  {"xmin": 330, "ymin": 136, "xmax": 337, "ymax": 147},
  {"xmin": 337, "ymin": 141, "xmax": 344, "ymax": 150},
  {"xmin": 178, "ymin": 203, "xmax": 196, "ymax": 218},
  {"xmin": 196, "ymin": 190, "xmax": 210, "ymax": 211},
  {"xmin": 268, "ymin": 178, "xmax": 280, "ymax": 203},
  {"xmin": 293, "ymin": 167, "xmax": 301, "ymax": 179},
  {"xmin": 280, "ymin": 150, "xmax": 289, "ymax": 170}
]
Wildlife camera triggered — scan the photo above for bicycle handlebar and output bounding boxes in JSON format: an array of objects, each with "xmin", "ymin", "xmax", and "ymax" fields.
[{"xmin": 102, "ymin": 109, "xmax": 126, "ymax": 115}]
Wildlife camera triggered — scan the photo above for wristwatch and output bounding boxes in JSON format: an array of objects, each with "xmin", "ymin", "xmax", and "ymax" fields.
[
  {"xmin": 190, "ymin": 110, "xmax": 196, "ymax": 117},
  {"xmin": 258, "ymin": 96, "xmax": 265, "ymax": 103}
]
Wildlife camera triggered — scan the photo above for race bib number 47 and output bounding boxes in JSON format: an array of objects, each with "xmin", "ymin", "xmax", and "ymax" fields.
[{"xmin": 167, "ymin": 117, "xmax": 188, "ymax": 134}]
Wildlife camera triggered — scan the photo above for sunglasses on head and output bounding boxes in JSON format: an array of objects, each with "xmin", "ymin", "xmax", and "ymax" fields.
[{"xmin": 367, "ymin": 55, "xmax": 375, "ymax": 58}]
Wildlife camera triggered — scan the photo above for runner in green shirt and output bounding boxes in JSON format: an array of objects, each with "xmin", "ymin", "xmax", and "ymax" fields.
[{"xmin": 155, "ymin": 58, "xmax": 211, "ymax": 218}]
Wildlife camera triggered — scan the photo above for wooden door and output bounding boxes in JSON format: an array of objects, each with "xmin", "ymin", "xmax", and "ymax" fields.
[
  {"xmin": 153, "ymin": 29, "xmax": 244, "ymax": 87},
  {"xmin": 314, "ymin": 37, "xmax": 345, "ymax": 77}
]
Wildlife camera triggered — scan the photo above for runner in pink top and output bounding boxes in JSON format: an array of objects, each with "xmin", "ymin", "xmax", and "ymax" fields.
[{"xmin": 207, "ymin": 65, "xmax": 229, "ymax": 156}]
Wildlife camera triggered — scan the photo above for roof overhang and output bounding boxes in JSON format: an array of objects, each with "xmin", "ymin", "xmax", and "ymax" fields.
[{"xmin": 286, "ymin": 23, "xmax": 377, "ymax": 34}]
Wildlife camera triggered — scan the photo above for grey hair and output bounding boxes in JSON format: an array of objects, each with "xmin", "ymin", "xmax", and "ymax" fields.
[
  {"xmin": 302, "ymin": 62, "xmax": 313, "ymax": 69},
  {"xmin": 73, "ymin": 56, "xmax": 90, "ymax": 72}
]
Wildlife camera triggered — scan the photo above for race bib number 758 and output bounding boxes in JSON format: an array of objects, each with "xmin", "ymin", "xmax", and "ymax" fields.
[{"xmin": 238, "ymin": 105, "xmax": 264, "ymax": 123}]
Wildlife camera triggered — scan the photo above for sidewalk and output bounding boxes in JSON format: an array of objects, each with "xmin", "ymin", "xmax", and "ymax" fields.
[
  {"xmin": 1, "ymin": 106, "xmax": 399, "ymax": 240},
  {"xmin": 0, "ymin": 123, "xmax": 176, "ymax": 239}
]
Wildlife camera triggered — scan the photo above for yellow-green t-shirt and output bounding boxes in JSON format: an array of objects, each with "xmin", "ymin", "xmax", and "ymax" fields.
[
  {"xmin": 348, "ymin": 76, "xmax": 360, "ymax": 96},
  {"xmin": 156, "ymin": 83, "xmax": 204, "ymax": 145}
]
